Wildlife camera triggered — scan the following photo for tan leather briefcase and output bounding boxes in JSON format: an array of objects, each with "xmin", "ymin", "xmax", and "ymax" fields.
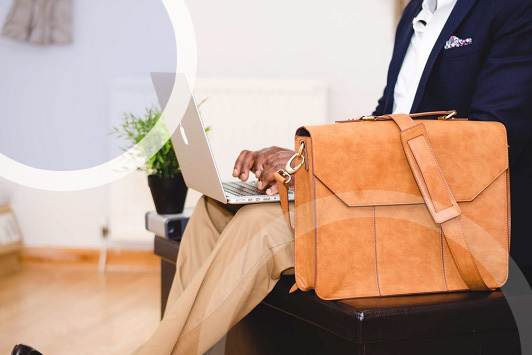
[{"xmin": 275, "ymin": 111, "xmax": 510, "ymax": 300}]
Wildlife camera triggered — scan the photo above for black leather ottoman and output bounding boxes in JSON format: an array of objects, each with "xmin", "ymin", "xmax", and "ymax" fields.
[{"xmin": 154, "ymin": 236, "xmax": 528, "ymax": 355}]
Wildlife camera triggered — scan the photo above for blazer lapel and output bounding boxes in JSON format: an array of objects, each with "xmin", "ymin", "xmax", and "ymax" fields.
[
  {"xmin": 384, "ymin": 1, "xmax": 422, "ymax": 113},
  {"xmin": 410, "ymin": 0, "xmax": 478, "ymax": 113}
]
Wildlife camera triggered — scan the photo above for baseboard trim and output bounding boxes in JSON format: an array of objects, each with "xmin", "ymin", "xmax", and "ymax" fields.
[
  {"xmin": 0, "ymin": 251, "xmax": 20, "ymax": 276},
  {"xmin": 20, "ymin": 247, "xmax": 159, "ymax": 267}
]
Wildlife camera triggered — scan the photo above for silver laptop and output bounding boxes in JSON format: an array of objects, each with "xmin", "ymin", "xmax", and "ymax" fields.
[{"xmin": 151, "ymin": 72, "xmax": 294, "ymax": 205}]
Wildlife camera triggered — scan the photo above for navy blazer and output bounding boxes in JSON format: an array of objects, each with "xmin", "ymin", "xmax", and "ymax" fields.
[{"xmin": 375, "ymin": 0, "xmax": 532, "ymax": 271}]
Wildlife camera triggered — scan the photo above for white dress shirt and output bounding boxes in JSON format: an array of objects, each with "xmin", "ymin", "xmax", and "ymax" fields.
[{"xmin": 393, "ymin": 0, "xmax": 457, "ymax": 114}]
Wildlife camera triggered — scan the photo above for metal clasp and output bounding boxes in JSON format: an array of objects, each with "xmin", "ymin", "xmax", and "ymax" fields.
[
  {"xmin": 285, "ymin": 142, "xmax": 305, "ymax": 174},
  {"xmin": 277, "ymin": 143, "xmax": 305, "ymax": 185},
  {"xmin": 438, "ymin": 111, "xmax": 458, "ymax": 120}
]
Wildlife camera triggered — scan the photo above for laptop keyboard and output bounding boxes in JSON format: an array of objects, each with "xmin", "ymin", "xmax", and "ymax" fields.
[{"xmin": 222, "ymin": 181, "xmax": 264, "ymax": 197}]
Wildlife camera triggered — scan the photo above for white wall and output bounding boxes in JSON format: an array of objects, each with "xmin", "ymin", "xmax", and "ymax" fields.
[
  {"xmin": 188, "ymin": 0, "xmax": 395, "ymax": 120},
  {"xmin": 0, "ymin": 0, "xmax": 396, "ymax": 248}
]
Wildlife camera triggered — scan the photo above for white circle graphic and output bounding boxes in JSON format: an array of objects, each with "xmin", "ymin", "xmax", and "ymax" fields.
[{"xmin": 0, "ymin": 0, "xmax": 197, "ymax": 191}]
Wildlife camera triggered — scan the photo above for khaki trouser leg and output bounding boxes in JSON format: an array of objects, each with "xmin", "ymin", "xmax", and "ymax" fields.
[
  {"xmin": 137, "ymin": 196, "xmax": 294, "ymax": 355},
  {"xmin": 166, "ymin": 197, "xmax": 237, "ymax": 303}
]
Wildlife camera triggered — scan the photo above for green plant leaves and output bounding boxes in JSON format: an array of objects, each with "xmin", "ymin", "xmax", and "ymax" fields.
[
  {"xmin": 111, "ymin": 105, "xmax": 180, "ymax": 178},
  {"xmin": 111, "ymin": 102, "xmax": 209, "ymax": 178}
]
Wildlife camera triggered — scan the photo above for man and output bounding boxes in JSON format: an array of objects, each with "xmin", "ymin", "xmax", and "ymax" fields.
[{"xmin": 138, "ymin": 0, "xmax": 532, "ymax": 353}]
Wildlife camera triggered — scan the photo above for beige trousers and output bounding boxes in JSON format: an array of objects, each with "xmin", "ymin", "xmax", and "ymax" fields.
[{"xmin": 136, "ymin": 196, "xmax": 294, "ymax": 355}]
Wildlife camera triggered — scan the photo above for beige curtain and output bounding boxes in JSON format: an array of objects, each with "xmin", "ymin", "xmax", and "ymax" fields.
[{"xmin": 1, "ymin": 0, "xmax": 72, "ymax": 45}]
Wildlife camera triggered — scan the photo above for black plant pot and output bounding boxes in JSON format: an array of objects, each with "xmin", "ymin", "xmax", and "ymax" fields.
[{"xmin": 148, "ymin": 174, "xmax": 188, "ymax": 214}]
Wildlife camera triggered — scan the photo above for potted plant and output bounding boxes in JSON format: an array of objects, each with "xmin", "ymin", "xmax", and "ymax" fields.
[{"xmin": 112, "ymin": 105, "xmax": 207, "ymax": 214}]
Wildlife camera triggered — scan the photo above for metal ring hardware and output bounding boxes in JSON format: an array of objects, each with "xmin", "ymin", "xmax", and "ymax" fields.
[
  {"xmin": 276, "ymin": 169, "xmax": 292, "ymax": 184},
  {"xmin": 285, "ymin": 142, "xmax": 305, "ymax": 174},
  {"xmin": 438, "ymin": 110, "xmax": 458, "ymax": 120}
]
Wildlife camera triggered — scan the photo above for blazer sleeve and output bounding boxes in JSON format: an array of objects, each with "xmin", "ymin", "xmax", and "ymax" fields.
[
  {"xmin": 468, "ymin": 0, "xmax": 532, "ymax": 168},
  {"xmin": 373, "ymin": 90, "xmax": 387, "ymax": 116}
]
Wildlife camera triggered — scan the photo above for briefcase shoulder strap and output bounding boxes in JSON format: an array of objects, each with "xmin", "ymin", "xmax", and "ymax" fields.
[
  {"xmin": 386, "ymin": 113, "xmax": 489, "ymax": 291},
  {"xmin": 274, "ymin": 171, "xmax": 299, "ymax": 294},
  {"xmin": 274, "ymin": 170, "xmax": 294, "ymax": 235}
]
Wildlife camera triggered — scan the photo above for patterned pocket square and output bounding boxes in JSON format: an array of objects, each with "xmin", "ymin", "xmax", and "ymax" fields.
[{"xmin": 444, "ymin": 36, "xmax": 473, "ymax": 50}]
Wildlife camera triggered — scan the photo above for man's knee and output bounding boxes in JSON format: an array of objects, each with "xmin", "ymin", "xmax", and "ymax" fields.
[
  {"xmin": 199, "ymin": 196, "xmax": 238, "ymax": 233},
  {"xmin": 234, "ymin": 203, "xmax": 283, "ymax": 224},
  {"xmin": 229, "ymin": 203, "xmax": 293, "ymax": 244}
]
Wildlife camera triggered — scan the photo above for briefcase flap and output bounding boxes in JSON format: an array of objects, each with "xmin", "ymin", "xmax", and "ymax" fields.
[{"xmin": 299, "ymin": 120, "xmax": 508, "ymax": 207}]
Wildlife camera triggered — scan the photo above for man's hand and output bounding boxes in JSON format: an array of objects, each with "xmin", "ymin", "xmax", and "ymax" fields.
[{"xmin": 233, "ymin": 147, "xmax": 294, "ymax": 195}]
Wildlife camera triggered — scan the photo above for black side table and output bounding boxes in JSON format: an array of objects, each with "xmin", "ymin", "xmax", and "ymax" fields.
[
  {"xmin": 147, "ymin": 211, "xmax": 190, "ymax": 319},
  {"xmin": 153, "ymin": 236, "xmax": 180, "ymax": 319}
]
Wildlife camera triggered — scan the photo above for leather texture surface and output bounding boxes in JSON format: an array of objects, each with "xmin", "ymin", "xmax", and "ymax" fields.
[{"xmin": 286, "ymin": 113, "xmax": 510, "ymax": 300}]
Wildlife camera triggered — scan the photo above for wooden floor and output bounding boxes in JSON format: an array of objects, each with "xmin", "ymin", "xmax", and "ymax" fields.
[{"xmin": 0, "ymin": 262, "xmax": 160, "ymax": 355}]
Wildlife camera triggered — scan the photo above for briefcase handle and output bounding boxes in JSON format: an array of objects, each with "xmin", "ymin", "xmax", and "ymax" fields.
[{"xmin": 336, "ymin": 110, "xmax": 461, "ymax": 123}]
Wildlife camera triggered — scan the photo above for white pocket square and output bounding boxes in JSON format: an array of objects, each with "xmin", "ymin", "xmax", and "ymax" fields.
[{"xmin": 444, "ymin": 36, "xmax": 473, "ymax": 50}]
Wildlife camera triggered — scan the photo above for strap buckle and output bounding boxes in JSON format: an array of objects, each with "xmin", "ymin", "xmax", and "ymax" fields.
[{"xmin": 276, "ymin": 169, "xmax": 292, "ymax": 184}]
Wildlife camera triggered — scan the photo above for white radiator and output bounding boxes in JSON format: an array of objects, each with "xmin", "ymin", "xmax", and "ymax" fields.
[{"xmin": 106, "ymin": 170, "xmax": 154, "ymax": 244}]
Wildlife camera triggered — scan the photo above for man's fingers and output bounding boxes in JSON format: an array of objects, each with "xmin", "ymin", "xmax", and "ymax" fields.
[
  {"xmin": 257, "ymin": 168, "xmax": 275, "ymax": 190},
  {"xmin": 259, "ymin": 151, "xmax": 296, "ymax": 192},
  {"xmin": 253, "ymin": 148, "xmax": 279, "ymax": 178},
  {"xmin": 253, "ymin": 158, "xmax": 266, "ymax": 178},
  {"xmin": 233, "ymin": 150, "xmax": 249, "ymax": 177},
  {"xmin": 254, "ymin": 167, "xmax": 263, "ymax": 179},
  {"xmin": 256, "ymin": 177, "xmax": 272, "ymax": 190},
  {"xmin": 239, "ymin": 152, "xmax": 256, "ymax": 181},
  {"xmin": 234, "ymin": 147, "xmax": 294, "ymax": 182},
  {"xmin": 266, "ymin": 183, "xmax": 279, "ymax": 196}
]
